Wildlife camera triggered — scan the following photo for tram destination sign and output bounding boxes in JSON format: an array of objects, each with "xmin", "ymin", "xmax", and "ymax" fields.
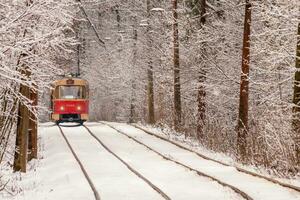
[{"xmin": 66, "ymin": 79, "xmax": 74, "ymax": 85}]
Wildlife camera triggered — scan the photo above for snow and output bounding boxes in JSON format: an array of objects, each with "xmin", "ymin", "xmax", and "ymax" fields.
[
  {"xmin": 107, "ymin": 122, "xmax": 300, "ymax": 200},
  {"xmin": 151, "ymin": 8, "xmax": 165, "ymax": 12},
  {"xmin": 60, "ymin": 125, "xmax": 163, "ymax": 200},
  {"xmin": 135, "ymin": 123, "xmax": 300, "ymax": 187},
  {"xmin": 87, "ymin": 123, "xmax": 240, "ymax": 200},
  {"xmin": 2, "ymin": 125, "xmax": 94, "ymax": 200},
  {"xmin": 1, "ymin": 122, "xmax": 300, "ymax": 200}
]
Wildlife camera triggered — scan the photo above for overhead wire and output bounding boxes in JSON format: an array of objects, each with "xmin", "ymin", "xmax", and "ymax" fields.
[{"xmin": 76, "ymin": 0, "xmax": 106, "ymax": 49}]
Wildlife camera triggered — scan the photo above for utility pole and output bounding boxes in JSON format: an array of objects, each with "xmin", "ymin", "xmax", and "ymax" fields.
[
  {"xmin": 237, "ymin": 0, "xmax": 252, "ymax": 162},
  {"xmin": 147, "ymin": 0, "xmax": 155, "ymax": 124},
  {"xmin": 172, "ymin": 0, "xmax": 182, "ymax": 131}
]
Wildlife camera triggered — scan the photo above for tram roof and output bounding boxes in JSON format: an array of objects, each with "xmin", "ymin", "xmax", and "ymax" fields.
[{"xmin": 53, "ymin": 78, "xmax": 88, "ymax": 86}]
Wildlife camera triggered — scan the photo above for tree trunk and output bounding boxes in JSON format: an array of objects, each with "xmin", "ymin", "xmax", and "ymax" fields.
[
  {"xmin": 147, "ymin": 0, "xmax": 155, "ymax": 124},
  {"xmin": 173, "ymin": 0, "xmax": 182, "ymax": 131},
  {"xmin": 196, "ymin": 0, "xmax": 207, "ymax": 140},
  {"xmin": 28, "ymin": 87, "xmax": 38, "ymax": 161},
  {"xmin": 13, "ymin": 67, "xmax": 31, "ymax": 172},
  {"xmin": 292, "ymin": 22, "xmax": 300, "ymax": 165},
  {"xmin": 237, "ymin": 0, "xmax": 252, "ymax": 161},
  {"xmin": 77, "ymin": 31, "xmax": 81, "ymax": 76},
  {"xmin": 130, "ymin": 16, "xmax": 138, "ymax": 123}
]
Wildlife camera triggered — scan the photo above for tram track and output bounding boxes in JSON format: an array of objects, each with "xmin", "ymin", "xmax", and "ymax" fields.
[
  {"xmin": 57, "ymin": 122, "xmax": 300, "ymax": 199},
  {"xmin": 98, "ymin": 122, "xmax": 253, "ymax": 200},
  {"xmin": 130, "ymin": 124, "xmax": 300, "ymax": 194},
  {"xmin": 59, "ymin": 124, "xmax": 171, "ymax": 200},
  {"xmin": 57, "ymin": 125, "xmax": 101, "ymax": 200},
  {"xmin": 82, "ymin": 125, "xmax": 171, "ymax": 200}
]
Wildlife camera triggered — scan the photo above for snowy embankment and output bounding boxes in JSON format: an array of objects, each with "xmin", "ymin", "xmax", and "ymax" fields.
[
  {"xmin": 105, "ymin": 122, "xmax": 300, "ymax": 200},
  {"xmin": 1, "ymin": 124, "xmax": 94, "ymax": 200},
  {"xmin": 133, "ymin": 122, "xmax": 300, "ymax": 188},
  {"xmin": 1, "ymin": 122, "xmax": 300, "ymax": 200}
]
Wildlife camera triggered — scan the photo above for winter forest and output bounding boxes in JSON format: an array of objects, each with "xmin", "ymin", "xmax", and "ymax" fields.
[{"xmin": 0, "ymin": 0, "xmax": 300, "ymax": 196}]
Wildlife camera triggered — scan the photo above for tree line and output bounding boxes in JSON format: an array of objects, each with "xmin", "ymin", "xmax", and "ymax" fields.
[
  {"xmin": 0, "ymin": 0, "xmax": 299, "ymax": 177},
  {"xmin": 0, "ymin": 0, "xmax": 77, "ymax": 174},
  {"xmin": 79, "ymin": 0, "xmax": 299, "ymax": 174}
]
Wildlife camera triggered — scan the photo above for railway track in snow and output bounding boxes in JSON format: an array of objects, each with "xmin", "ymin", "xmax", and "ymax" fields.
[
  {"xmin": 58, "ymin": 122, "xmax": 300, "ymax": 200},
  {"xmin": 97, "ymin": 122, "xmax": 300, "ymax": 200},
  {"xmin": 58, "ymin": 125, "xmax": 101, "ymax": 200},
  {"xmin": 58, "ymin": 125, "xmax": 170, "ymax": 200},
  {"xmin": 130, "ymin": 124, "xmax": 300, "ymax": 194},
  {"xmin": 82, "ymin": 125, "xmax": 171, "ymax": 200},
  {"xmin": 95, "ymin": 122, "xmax": 253, "ymax": 200}
]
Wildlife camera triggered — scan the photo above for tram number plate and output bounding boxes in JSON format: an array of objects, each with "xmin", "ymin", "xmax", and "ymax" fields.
[{"xmin": 66, "ymin": 79, "xmax": 74, "ymax": 85}]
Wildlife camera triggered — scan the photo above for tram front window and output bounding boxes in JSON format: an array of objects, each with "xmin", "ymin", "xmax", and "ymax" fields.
[{"xmin": 59, "ymin": 86, "xmax": 85, "ymax": 99}]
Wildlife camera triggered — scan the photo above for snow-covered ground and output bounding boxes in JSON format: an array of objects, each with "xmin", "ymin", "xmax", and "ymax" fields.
[
  {"xmin": 107, "ymin": 122, "xmax": 300, "ymax": 200},
  {"xmin": 1, "ymin": 122, "xmax": 300, "ymax": 200},
  {"xmin": 134, "ymin": 123, "xmax": 300, "ymax": 188},
  {"xmin": 86, "ymin": 123, "xmax": 239, "ymax": 200}
]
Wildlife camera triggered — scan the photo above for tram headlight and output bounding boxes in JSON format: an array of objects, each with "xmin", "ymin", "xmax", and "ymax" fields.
[
  {"xmin": 77, "ymin": 106, "xmax": 82, "ymax": 111},
  {"xmin": 60, "ymin": 106, "xmax": 65, "ymax": 111}
]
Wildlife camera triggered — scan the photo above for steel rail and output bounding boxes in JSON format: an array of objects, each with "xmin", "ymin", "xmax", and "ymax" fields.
[
  {"xmin": 131, "ymin": 124, "xmax": 300, "ymax": 194},
  {"xmin": 58, "ymin": 126, "xmax": 101, "ymax": 200},
  {"xmin": 83, "ymin": 125, "xmax": 171, "ymax": 200},
  {"xmin": 100, "ymin": 122, "xmax": 253, "ymax": 200}
]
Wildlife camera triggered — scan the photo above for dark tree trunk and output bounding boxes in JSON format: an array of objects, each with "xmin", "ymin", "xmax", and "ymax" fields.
[
  {"xmin": 237, "ymin": 0, "xmax": 252, "ymax": 161},
  {"xmin": 14, "ymin": 0, "xmax": 35, "ymax": 171},
  {"xmin": 292, "ymin": 22, "xmax": 300, "ymax": 165},
  {"xmin": 173, "ymin": 0, "xmax": 182, "ymax": 131},
  {"xmin": 147, "ymin": 0, "xmax": 155, "ymax": 124},
  {"xmin": 14, "ymin": 67, "xmax": 31, "ymax": 172},
  {"xmin": 28, "ymin": 87, "xmax": 38, "ymax": 161},
  {"xmin": 130, "ymin": 16, "xmax": 138, "ymax": 123},
  {"xmin": 196, "ymin": 0, "xmax": 207, "ymax": 140}
]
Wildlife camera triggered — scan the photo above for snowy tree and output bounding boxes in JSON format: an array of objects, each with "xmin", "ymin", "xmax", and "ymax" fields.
[
  {"xmin": 1, "ymin": 0, "xmax": 297, "ymax": 177},
  {"xmin": 0, "ymin": 0, "xmax": 77, "ymax": 172}
]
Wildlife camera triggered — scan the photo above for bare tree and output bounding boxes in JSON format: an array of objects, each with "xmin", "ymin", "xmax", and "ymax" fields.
[
  {"xmin": 147, "ymin": 0, "xmax": 155, "ymax": 124},
  {"xmin": 28, "ymin": 86, "xmax": 38, "ymax": 161},
  {"xmin": 13, "ymin": 0, "xmax": 33, "ymax": 171},
  {"xmin": 292, "ymin": 22, "xmax": 300, "ymax": 165},
  {"xmin": 0, "ymin": 0, "xmax": 77, "ymax": 172},
  {"xmin": 14, "ymin": 62, "xmax": 31, "ymax": 172},
  {"xmin": 173, "ymin": 0, "xmax": 182, "ymax": 130},
  {"xmin": 196, "ymin": 0, "xmax": 207, "ymax": 140},
  {"xmin": 237, "ymin": 0, "xmax": 252, "ymax": 161},
  {"xmin": 130, "ymin": 16, "xmax": 138, "ymax": 123}
]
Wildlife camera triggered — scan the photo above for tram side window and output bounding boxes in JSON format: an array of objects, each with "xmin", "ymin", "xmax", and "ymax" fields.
[{"xmin": 58, "ymin": 86, "xmax": 86, "ymax": 99}]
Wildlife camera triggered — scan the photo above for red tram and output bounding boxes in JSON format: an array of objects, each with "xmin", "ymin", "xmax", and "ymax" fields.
[{"xmin": 51, "ymin": 78, "xmax": 89, "ymax": 125}]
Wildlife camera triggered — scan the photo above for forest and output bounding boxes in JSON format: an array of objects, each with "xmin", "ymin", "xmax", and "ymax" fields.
[{"xmin": 0, "ymin": 0, "xmax": 299, "ymax": 190}]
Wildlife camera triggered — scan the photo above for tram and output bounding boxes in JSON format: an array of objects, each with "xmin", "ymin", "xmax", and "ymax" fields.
[{"xmin": 50, "ymin": 77, "xmax": 89, "ymax": 125}]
